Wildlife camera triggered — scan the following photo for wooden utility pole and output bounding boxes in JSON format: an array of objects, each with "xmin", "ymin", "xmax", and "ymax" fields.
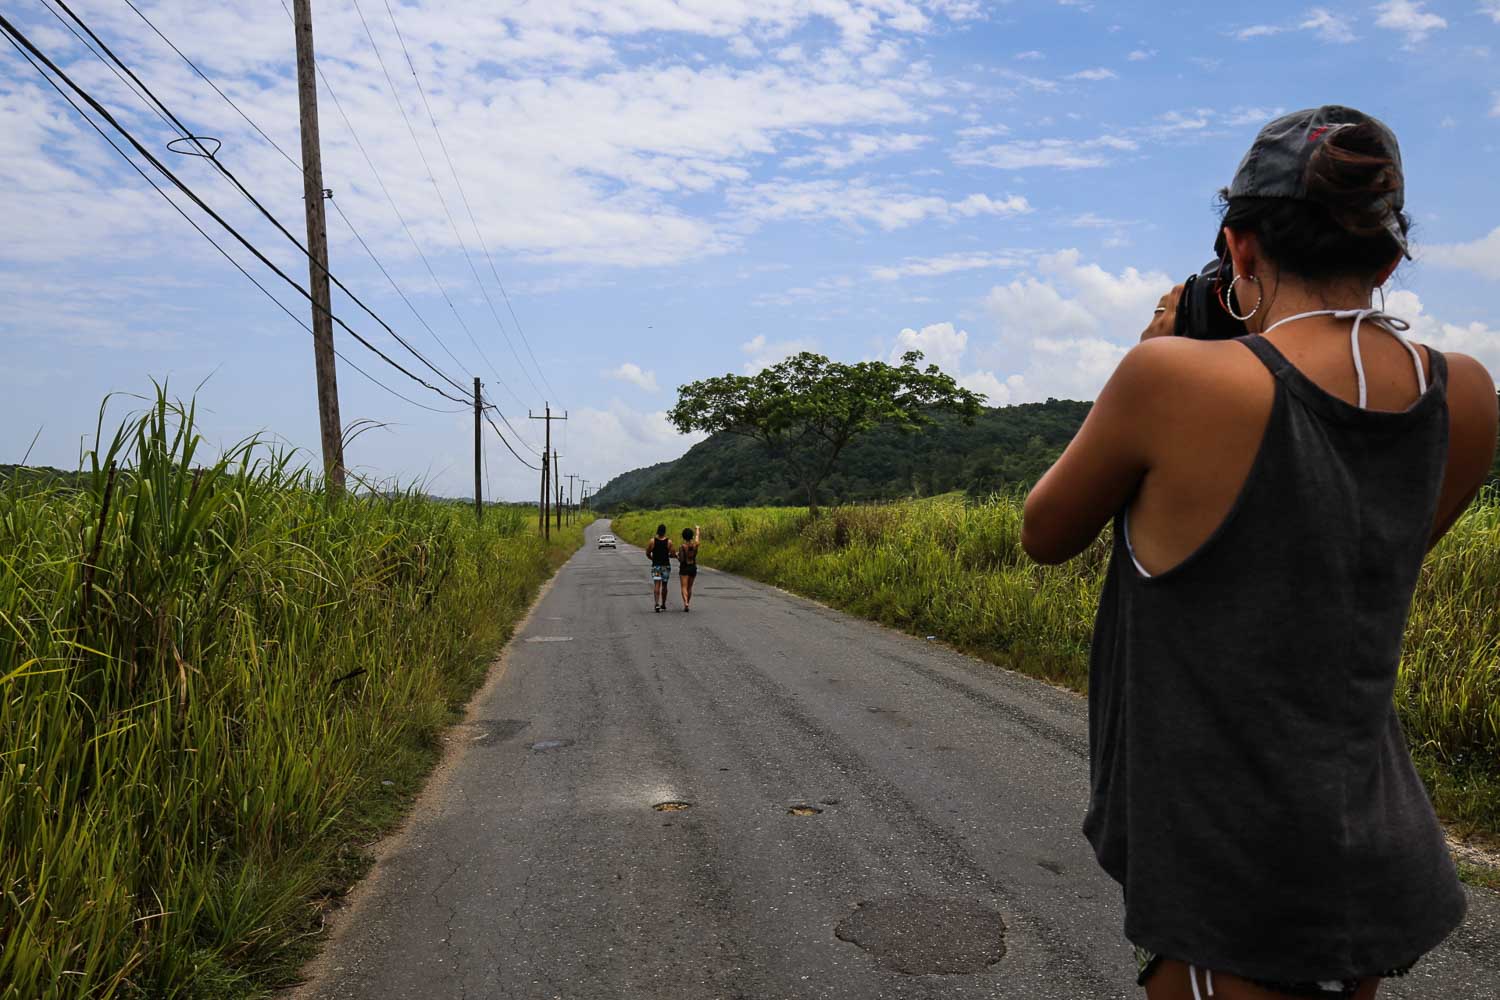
[
  {"xmin": 529, "ymin": 403, "xmax": 567, "ymax": 541},
  {"xmin": 554, "ymin": 450, "xmax": 563, "ymax": 532},
  {"xmin": 566, "ymin": 474, "xmax": 578, "ymax": 525},
  {"xmin": 473, "ymin": 377, "xmax": 482, "ymax": 522},
  {"xmin": 292, "ymin": 0, "xmax": 344, "ymax": 498}
]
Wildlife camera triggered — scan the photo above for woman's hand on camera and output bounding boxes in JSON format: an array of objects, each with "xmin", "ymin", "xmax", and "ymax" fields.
[{"xmin": 1141, "ymin": 284, "xmax": 1185, "ymax": 341}]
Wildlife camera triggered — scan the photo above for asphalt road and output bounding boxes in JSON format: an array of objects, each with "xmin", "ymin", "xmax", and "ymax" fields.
[{"xmin": 294, "ymin": 520, "xmax": 1500, "ymax": 1000}]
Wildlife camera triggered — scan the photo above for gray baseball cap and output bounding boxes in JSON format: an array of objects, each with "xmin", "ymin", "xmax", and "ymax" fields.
[{"xmin": 1228, "ymin": 105, "xmax": 1409, "ymax": 259}]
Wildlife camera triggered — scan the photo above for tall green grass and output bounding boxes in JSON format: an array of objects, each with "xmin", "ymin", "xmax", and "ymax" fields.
[
  {"xmin": 614, "ymin": 491, "xmax": 1500, "ymax": 837},
  {"xmin": 1, "ymin": 391, "xmax": 588, "ymax": 998}
]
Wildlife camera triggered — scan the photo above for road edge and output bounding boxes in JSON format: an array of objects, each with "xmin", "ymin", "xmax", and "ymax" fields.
[{"xmin": 283, "ymin": 543, "xmax": 582, "ymax": 996}]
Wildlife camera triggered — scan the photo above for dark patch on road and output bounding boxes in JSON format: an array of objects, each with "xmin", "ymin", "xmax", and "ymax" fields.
[
  {"xmin": 472, "ymin": 719, "xmax": 529, "ymax": 744},
  {"xmin": 835, "ymin": 896, "xmax": 1007, "ymax": 975},
  {"xmin": 529, "ymin": 738, "xmax": 574, "ymax": 752},
  {"xmin": 1038, "ymin": 859, "xmax": 1065, "ymax": 875}
]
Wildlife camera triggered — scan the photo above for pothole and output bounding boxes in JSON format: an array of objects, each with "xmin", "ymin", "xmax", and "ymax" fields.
[
  {"xmin": 836, "ymin": 896, "xmax": 1006, "ymax": 975},
  {"xmin": 788, "ymin": 805, "xmax": 823, "ymax": 816},
  {"xmin": 653, "ymin": 801, "xmax": 692, "ymax": 812},
  {"xmin": 529, "ymin": 738, "xmax": 574, "ymax": 752}
]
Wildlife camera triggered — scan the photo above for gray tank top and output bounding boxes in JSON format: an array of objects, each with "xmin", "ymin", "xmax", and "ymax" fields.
[{"xmin": 1086, "ymin": 325, "xmax": 1466, "ymax": 982}]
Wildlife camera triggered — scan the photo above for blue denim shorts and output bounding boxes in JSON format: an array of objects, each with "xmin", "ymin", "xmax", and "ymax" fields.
[{"xmin": 650, "ymin": 565, "xmax": 670, "ymax": 582}]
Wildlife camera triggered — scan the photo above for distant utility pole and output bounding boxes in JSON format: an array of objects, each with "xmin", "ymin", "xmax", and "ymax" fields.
[
  {"xmin": 566, "ymin": 474, "xmax": 578, "ymax": 525},
  {"xmin": 529, "ymin": 403, "xmax": 566, "ymax": 540},
  {"xmin": 292, "ymin": 0, "xmax": 344, "ymax": 498},
  {"xmin": 554, "ymin": 450, "xmax": 563, "ymax": 532},
  {"xmin": 539, "ymin": 450, "xmax": 548, "ymax": 538},
  {"xmin": 473, "ymin": 377, "xmax": 482, "ymax": 523}
]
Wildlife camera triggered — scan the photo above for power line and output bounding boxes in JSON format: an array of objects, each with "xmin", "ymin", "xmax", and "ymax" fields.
[
  {"xmin": 118, "ymin": 0, "xmax": 517, "ymax": 422},
  {"xmin": 273, "ymin": 0, "xmax": 539, "ymax": 439},
  {"xmin": 2, "ymin": 26, "xmax": 461, "ymax": 420},
  {"xmin": 48, "ymin": 0, "xmax": 470, "ymax": 400},
  {"xmin": 484, "ymin": 410, "xmax": 540, "ymax": 471},
  {"xmin": 121, "ymin": 0, "xmax": 300, "ymax": 169},
  {"xmin": 0, "ymin": 11, "xmax": 469, "ymax": 407},
  {"xmin": 349, "ymin": 0, "xmax": 543, "ymax": 403},
  {"xmin": 380, "ymin": 0, "xmax": 560, "ymax": 406}
]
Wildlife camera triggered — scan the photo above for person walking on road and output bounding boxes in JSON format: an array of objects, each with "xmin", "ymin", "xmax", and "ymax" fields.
[
  {"xmin": 648, "ymin": 524, "xmax": 675, "ymax": 612},
  {"xmin": 677, "ymin": 526, "xmax": 700, "ymax": 612},
  {"xmin": 1021, "ymin": 106, "xmax": 1498, "ymax": 1000}
]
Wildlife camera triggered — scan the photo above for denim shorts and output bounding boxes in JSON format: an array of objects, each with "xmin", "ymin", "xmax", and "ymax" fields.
[{"xmin": 650, "ymin": 565, "xmax": 670, "ymax": 582}]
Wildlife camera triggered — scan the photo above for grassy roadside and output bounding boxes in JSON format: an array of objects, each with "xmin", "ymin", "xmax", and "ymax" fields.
[
  {"xmin": 0, "ymin": 392, "xmax": 591, "ymax": 998},
  {"xmin": 611, "ymin": 495, "xmax": 1500, "ymax": 858}
]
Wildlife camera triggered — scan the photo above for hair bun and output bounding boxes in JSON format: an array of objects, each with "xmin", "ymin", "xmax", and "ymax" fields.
[{"xmin": 1304, "ymin": 122, "xmax": 1404, "ymax": 240}]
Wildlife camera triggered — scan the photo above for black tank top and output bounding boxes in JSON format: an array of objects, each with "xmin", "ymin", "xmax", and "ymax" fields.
[
  {"xmin": 649, "ymin": 538, "xmax": 671, "ymax": 566},
  {"xmin": 1085, "ymin": 333, "xmax": 1465, "ymax": 981}
]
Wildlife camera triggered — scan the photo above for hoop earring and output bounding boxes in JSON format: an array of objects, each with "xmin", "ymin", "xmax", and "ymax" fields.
[
  {"xmin": 1227, "ymin": 274, "xmax": 1263, "ymax": 322},
  {"xmin": 1373, "ymin": 285, "xmax": 1387, "ymax": 312}
]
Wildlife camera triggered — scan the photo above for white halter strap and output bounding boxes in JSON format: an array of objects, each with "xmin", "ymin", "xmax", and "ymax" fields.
[{"xmin": 1260, "ymin": 308, "xmax": 1426, "ymax": 409}]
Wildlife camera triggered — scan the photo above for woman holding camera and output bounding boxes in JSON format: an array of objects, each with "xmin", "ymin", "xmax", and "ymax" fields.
[{"xmin": 1022, "ymin": 107, "xmax": 1498, "ymax": 999}]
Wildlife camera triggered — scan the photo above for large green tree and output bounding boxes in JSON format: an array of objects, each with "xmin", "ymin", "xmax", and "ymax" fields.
[{"xmin": 668, "ymin": 351, "xmax": 983, "ymax": 514}]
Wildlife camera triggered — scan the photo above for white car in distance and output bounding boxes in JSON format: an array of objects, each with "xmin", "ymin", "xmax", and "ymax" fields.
[{"xmin": 597, "ymin": 533, "xmax": 617, "ymax": 549}]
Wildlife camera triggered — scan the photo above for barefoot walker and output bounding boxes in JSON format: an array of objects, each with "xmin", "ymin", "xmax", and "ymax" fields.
[{"xmin": 1022, "ymin": 107, "xmax": 1499, "ymax": 999}]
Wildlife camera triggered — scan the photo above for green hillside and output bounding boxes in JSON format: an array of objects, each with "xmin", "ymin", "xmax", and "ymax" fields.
[{"xmin": 592, "ymin": 399, "xmax": 1094, "ymax": 510}]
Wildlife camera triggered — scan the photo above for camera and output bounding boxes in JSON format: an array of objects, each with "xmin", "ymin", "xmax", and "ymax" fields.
[{"xmin": 1174, "ymin": 256, "xmax": 1248, "ymax": 341}]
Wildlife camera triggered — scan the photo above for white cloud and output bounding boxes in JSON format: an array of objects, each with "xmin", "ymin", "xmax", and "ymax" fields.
[
  {"xmin": 1067, "ymin": 67, "xmax": 1118, "ymax": 80},
  {"xmin": 977, "ymin": 250, "xmax": 1173, "ymax": 399},
  {"xmin": 1425, "ymin": 226, "xmax": 1500, "ymax": 280},
  {"xmin": 958, "ymin": 370, "xmax": 1029, "ymax": 404},
  {"xmin": 1483, "ymin": 1, "xmax": 1500, "ymax": 25},
  {"xmin": 783, "ymin": 132, "xmax": 931, "ymax": 170},
  {"xmin": 740, "ymin": 334, "xmax": 816, "ymax": 372},
  {"xmin": 1300, "ymin": 8, "xmax": 1357, "ymax": 42},
  {"xmin": 1127, "ymin": 49, "xmax": 1157, "ymax": 61},
  {"xmin": 1374, "ymin": 0, "xmax": 1447, "ymax": 44},
  {"xmin": 870, "ymin": 250, "xmax": 1028, "ymax": 280},
  {"xmin": 1386, "ymin": 290, "xmax": 1500, "ymax": 378},
  {"xmin": 569, "ymin": 402, "xmax": 706, "ymax": 490},
  {"xmin": 1014, "ymin": 50, "xmax": 1045, "ymax": 60},
  {"xmin": 954, "ymin": 135, "xmax": 1137, "ymax": 170},
  {"xmin": 1493, "ymin": 91, "xmax": 1500, "ymax": 117},
  {"xmin": 889, "ymin": 322, "xmax": 968, "ymax": 371},
  {"xmin": 1235, "ymin": 8, "xmax": 1356, "ymax": 43},
  {"xmin": 730, "ymin": 180, "xmax": 1028, "ymax": 229},
  {"xmin": 1225, "ymin": 106, "xmax": 1288, "ymax": 126},
  {"xmin": 606, "ymin": 362, "xmax": 659, "ymax": 392}
]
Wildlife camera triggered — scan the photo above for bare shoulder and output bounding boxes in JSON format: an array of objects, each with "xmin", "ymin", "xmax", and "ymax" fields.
[
  {"xmin": 1442, "ymin": 351, "xmax": 1499, "ymax": 412},
  {"xmin": 1439, "ymin": 348, "xmax": 1499, "ymax": 453},
  {"xmin": 1111, "ymin": 337, "xmax": 1267, "ymax": 417}
]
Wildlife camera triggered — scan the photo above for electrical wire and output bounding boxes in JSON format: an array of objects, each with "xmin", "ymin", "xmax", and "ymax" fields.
[
  {"xmin": 349, "ymin": 0, "xmax": 542, "ymax": 403},
  {"xmin": 0, "ymin": 11, "xmax": 469, "ymax": 406},
  {"xmin": 120, "ymin": 0, "xmax": 509, "ymax": 426},
  {"xmin": 2, "ymin": 27, "xmax": 461, "ymax": 419},
  {"xmin": 381, "ymin": 0, "xmax": 559, "ymax": 406},
  {"xmin": 484, "ymin": 411, "xmax": 540, "ymax": 471},
  {"xmin": 273, "ymin": 0, "xmax": 539, "ymax": 439},
  {"xmin": 49, "ymin": 0, "xmax": 471, "ymax": 400}
]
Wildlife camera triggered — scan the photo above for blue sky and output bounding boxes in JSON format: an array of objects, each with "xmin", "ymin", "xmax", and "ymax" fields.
[{"xmin": 3, "ymin": 0, "xmax": 1498, "ymax": 499}]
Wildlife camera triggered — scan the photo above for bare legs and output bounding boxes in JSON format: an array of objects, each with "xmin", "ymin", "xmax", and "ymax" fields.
[
  {"xmin": 1144, "ymin": 960, "xmax": 1381, "ymax": 1000},
  {"xmin": 680, "ymin": 572, "xmax": 695, "ymax": 610}
]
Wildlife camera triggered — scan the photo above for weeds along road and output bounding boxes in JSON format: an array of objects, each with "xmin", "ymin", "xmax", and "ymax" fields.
[{"xmin": 294, "ymin": 520, "xmax": 1500, "ymax": 1000}]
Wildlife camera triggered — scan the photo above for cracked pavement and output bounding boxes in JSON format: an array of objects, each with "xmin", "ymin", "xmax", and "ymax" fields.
[{"xmin": 291, "ymin": 520, "xmax": 1500, "ymax": 999}]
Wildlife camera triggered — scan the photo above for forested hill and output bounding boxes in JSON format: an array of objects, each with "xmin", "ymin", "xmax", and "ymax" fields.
[{"xmin": 592, "ymin": 399, "xmax": 1094, "ymax": 511}]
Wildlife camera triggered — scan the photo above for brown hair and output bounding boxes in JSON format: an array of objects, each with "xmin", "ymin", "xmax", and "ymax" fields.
[{"xmin": 1219, "ymin": 122, "xmax": 1409, "ymax": 282}]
